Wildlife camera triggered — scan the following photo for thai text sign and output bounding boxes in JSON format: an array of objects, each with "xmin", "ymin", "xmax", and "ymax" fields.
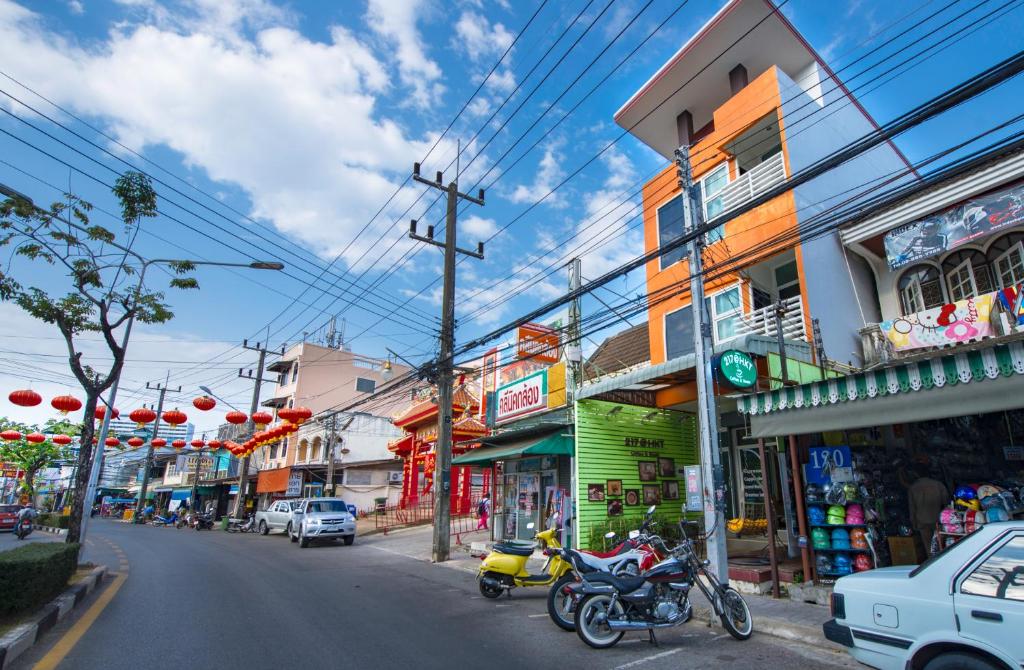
[
  {"xmin": 881, "ymin": 291, "xmax": 996, "ymax": 352},
  {"xmin": 495, "ymin": 370, "xmax": 548, "ymax": 424},
  {"xmin": 517, "ymin": 323, "xmax": 560, "ymax": 363},
  {"xmin": 884, "ymin": 180, "xmax": 1024, "ymax": 270}
]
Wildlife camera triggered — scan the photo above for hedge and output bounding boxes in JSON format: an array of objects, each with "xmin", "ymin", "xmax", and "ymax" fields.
[
  {"xmin": 0, "ymin": 543, "xmax": 79, "ymax": 616},
  {"xmin": 36, "ymin": 513, "xmax": 71, "ymax": 529}
]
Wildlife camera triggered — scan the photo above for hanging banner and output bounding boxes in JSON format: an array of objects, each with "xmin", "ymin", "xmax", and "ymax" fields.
[
  {"xmin": 880, "ymin": 292, "xmax": 997, "ymax": 352},
  {"xmin": 884, "ymin": 180, "xmax": 1024, "ymax": 270},
  {"xmin": 494, "ymin": 370, "xmax": 548, "ymax": 424},
  {"xmin": 996, "ymin": 283, "xmax": 1024, "ymax": 326},
  {"xmin": 516, "ymin": 322, "xmax": 560, "ymax": 363}
]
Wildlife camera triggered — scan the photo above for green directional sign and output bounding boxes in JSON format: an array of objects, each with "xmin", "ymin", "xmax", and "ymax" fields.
[{"xmin": 716, "ymin": 349, "xmax": 757, "ymax": 388}]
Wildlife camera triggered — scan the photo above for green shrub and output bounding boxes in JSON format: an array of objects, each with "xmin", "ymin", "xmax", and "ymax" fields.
[
  {"xmin": 0, "ymin": 543, "xmax": 79, "ymax": 616},
  {"xmin": 584, "ymin": 512, "xmax": 699, "ymax": 551},
  {"xmin": 36, "ymin": 513, "xmax": 70, "ymax": 529}
]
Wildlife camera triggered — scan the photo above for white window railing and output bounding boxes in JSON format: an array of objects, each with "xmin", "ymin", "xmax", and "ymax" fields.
[
  {"xmin": 716, "ymin": 152, "xmax": 787, "ymax": 218},
  {"xmin": 734, "ymin": 295, "xmax": 806, "ymax": 341}
]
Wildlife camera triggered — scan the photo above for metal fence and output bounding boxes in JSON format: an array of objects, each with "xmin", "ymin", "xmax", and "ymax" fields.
[{"xmin": 372, "ymin": 492, "xmax": 488, "ymax": 544}]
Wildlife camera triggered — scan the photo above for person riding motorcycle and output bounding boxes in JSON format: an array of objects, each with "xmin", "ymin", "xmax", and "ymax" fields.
[{"xmin": 15, "ymin": 503, "xmax": 37, "ymax": 537}]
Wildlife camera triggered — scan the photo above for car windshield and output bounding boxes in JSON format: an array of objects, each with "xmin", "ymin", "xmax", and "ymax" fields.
[
  {"xmin": 307, "ymin": 500, "xmax": 347, "ymax": 513},
  {"xmin": 0, "ymin": 505, "xmax": 18, "ymax": 513},
  {"xmin": 910, "ymin": 527, "xmax": 982, "ymax": 577}
]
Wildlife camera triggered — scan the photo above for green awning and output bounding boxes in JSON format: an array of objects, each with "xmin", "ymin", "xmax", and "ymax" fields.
[
  {"xmin": 737, "ymin": 340, "xmax": 1024, "ymax": 437},
  {"xmin": 452, "ymin": 432, "xmax": 574, "ymax": 466}
]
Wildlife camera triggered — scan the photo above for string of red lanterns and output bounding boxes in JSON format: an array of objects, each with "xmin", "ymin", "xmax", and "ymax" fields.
[{"xmin": 192, "ymin": 396, "xmax": 216, "ymax": 411}]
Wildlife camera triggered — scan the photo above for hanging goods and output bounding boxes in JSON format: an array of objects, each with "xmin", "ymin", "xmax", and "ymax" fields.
[
  {"xmin": 985, "ymin": 507, "xmax": 1009, "ymax": 522},
  {"xmin": 841, "ymin": 483, "xmax": 860, "ymax": 503},
  {"xmin": 826, "ymin": 505, "xmax": 847, "ymax": 525},
  {"xmin": 807, "ymin": 505, "xmax": 826, "ymax": 526},
  {"xmin": 850, "ymin": 528, "xmax": 869, "ymax": 550},
  {"xmin": 833, "ymin": 553, "xmax": 853, "ymax": 576},
  {"xmin": 955, "ymin": 498, "xmax": 980, "ymax": 512},
  {"xmin": 954, "ymin": 485, "xmax": 977, "ymax": 501},
  {"xmin": 831, "ymin": 528, "xmax": 852, "ymax": 550},
  {"xmin": 816, "ymin": 554, "xmax": 834, "ymax": 575},
  {"xmin": 853, "ymin": 553, "xmax": 872, "ymax": 572},
  {"xmin": 824, "ymin": 483, "xmax": 846, "ymax": 506},
  {"xmin": 811, "ymin": 528, "xmax": 831, "ymax": 549},
  {"xmin": 845, "ymin": 503, "xmax": 865, "ymax": 525},
  {"xmin": 940, "ymin": 507, "xmax": 964, "ymax": 533},
  {"xmin": 805, "ymin": 484, "xmax": 825, "ymax": 504}
]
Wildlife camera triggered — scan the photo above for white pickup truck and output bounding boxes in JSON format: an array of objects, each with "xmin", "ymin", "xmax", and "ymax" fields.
[
  {"xmin": 255, "ymin": 499, "xmax": 303, "ymax": 536},
  {"xmin": 824, "ymin": 521, "xmax": 1023, "ymax": 670}
]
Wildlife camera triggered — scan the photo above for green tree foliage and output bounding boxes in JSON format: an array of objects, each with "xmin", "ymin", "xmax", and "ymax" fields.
[
  {"xmin": 0, "ymin": 417, "xmax": 71, "ymax": 500},
  {"xmin": 0, "ymin": 172, "xmax": 195, "ymax": 545}
]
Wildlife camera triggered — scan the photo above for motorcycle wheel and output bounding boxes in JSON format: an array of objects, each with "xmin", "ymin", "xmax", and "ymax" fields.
[
  {"xmin": 547, "ymin": 574, "xmax": 577, "ymax": 631},
  {"xmin": 716, "ymin": 587, "xmax": 753, "ymax": 640},
  {"xmin": 574, "ymin": 594, "xmax": 625, "ymax": 649},
  {"xmin": 478, "ymin": 572, "xmax": 504, "ymax": 599}
]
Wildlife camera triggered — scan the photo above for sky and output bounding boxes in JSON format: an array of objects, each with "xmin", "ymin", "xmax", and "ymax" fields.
[{"xmin": 0, "ymin": 0, "xmax": 1023, "ymax": 434}]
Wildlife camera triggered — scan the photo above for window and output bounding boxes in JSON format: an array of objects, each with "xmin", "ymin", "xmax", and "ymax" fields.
[
  {"xmin": 898, "ymin": 265, "xmax": 945, "ymax": 314},
  {"xmin": 290, "ymin": 362, "xmax": 298, "ymax": 383},
  {"xmin": 353, "ymin": 358, "xmax": 381, "ymax": 371},
  {"xmin": 699, "ymin": 164, "xmax": 729, "ymax": 240},
  {"xmin": 298, "ymin": 439, "xmax": 308, "ymax": 462},
  {"xmin": 355, "ymin": 377, "xmax": 376, "ymax": 394},
  {"xmin": 280, "ymin": 438, "xmax": 287, "ymax": 458},
  {"xmin": 710, "ymin": 286, "xmax": 743, "ymax": 342},
  {"xmin": 665, "ymin": 305, "xmax": 695, "ymax": 360},
  {"xmin": 774, "ymin": 260, "xmax": 801, "ymax": 301},
  {"xmin": 308, "ymin": 499, "xmax": 348, "ymax": 513},
  {"xmin": 960, "ymin": 536, "xmax": 1024, "ymax": 601},
  {"xmin": 346, "ymin": 470, "xmax": 372, "ymax": 485},
  {"xmin": 270, "ymin": 443, "xmax": 278, "ymax": 459},
  {"xmin": 657, "ymin": 195, "xmax": 686, "ymax": 270},
  {"xmin": 943, "ymin": 250, "xmax": 993, "ymax": 301},
  {"xmin": 311, "ymin": 437, "xmax": 322, "ymax": 461},
  {"xmin": 993, "ymin": 240, "xmax": 1024, "ymax": 288}
]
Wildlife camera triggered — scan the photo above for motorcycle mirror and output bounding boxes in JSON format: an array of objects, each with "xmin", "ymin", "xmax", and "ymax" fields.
[
  {"xmin": 647, "ymin": 505, "xmax": 656, "ymax": 515},
  {"xmin": 604, "ymin": 531, "xmax": 616, "ymax": 539},
  {"xmin": 628, "ymin": 529, "xmax": 640, "ymax": 539},
  {"xmin": 526, "ymin": 522, "xmax": 535, "ymax": 530}
]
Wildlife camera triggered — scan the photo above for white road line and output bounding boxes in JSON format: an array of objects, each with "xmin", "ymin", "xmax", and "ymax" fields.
[
  {"xmin": 526, "ymin": 613, "xmax": 548, "ymax": 618},
  {"xmin": 613, "ymin": 648, "xmax": 682, "ymax": 669}
]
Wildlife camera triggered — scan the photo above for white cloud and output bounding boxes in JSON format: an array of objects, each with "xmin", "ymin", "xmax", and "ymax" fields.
[
  {"xmin": 574, "ymin": 146, "xmax": 643, "ymax": 277},
  {"xmin": 466, "ymin": 96, "xmax": 491, "ymax": 118},
  {"xmin": 506, "ymin": 143, "xmax": 566, "ymax": 207},
  {"xmin": 452, "ymin": 11, "xmax": 513, "ymax": 62},
  {"xmin": 365, "ymin": 0, "xmax": 444, "ymax": 108},
  {"xmin": 0, "ymin": 0, "xmax": 450, "ymax": 266},
  {"xmin": 67, "ymin": 0, "xmax": 84, "ymax": 15},
  {"xmin": 485, "ymin": 68, "xmax": 516, "ymax": 95},
  {"xmin": 461, "ymin": 214, "xmax": 497, "ymax": 239}
]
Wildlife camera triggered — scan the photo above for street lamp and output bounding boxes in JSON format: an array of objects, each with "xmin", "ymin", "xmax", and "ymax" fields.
[{"xmin": 198, "ymin": 385, "xmax": 242, "ymax": 412}]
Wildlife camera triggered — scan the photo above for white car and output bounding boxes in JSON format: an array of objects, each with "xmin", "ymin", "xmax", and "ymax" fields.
[
  {"xmin": 288, "ymin": 498, "xmax": 357, "ymax": 548},
  {"xmin": 255, "ymin": 499, "xmax": 303, "ymax": 535},
  {"xmin": 824, "ymin": 521, "xmax": 1023, "ymax": 670}
]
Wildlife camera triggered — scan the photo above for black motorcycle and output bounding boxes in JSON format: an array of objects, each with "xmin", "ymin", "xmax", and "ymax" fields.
[
  {"xmin": 194, "ymin": 511, "xmax": 215, "ymax": 531},
  {"xmin": 570, "ymin": 521, "xmax": 752, "ymax": 649},
  {"xmin": 225, "ymin": 513, "xmax": 257, "ymax": 533}
]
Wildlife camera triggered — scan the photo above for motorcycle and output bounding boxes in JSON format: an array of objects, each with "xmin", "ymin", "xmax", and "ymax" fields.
[
  {"xmin": 15, "ymin": 519, "xmax": 33, "ymax": 540},
  {"xmin": 547, "ymin": 506, "xmax": 665, "ymax": 631},
  {"xmin": 194, "ymin": 511, "xmax": 215, "ymax": 531},
  {"xmin": 571, "ymin": 520, "xmax": 753, "ymax": 649},
  {"xmin": 152, "ymin": 512, "xmax": 179, "ymax": 527},
  {"xmin": 226, "ymin": 513, "xmax": 257, "ymax": 533},
  {"xmin": 477, "ymin": 523, "xmax": 572, "ymax": 599}
]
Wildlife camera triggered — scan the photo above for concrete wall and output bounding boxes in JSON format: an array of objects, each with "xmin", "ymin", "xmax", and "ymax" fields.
[{"xmin": 779, "ymin": 68, "xmax": 910, "ymax": 364}]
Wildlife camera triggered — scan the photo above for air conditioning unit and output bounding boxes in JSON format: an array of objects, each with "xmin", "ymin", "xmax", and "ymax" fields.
[{"xmin": 387, "ymin": 471, "xmax": 403, "ymax": 484}]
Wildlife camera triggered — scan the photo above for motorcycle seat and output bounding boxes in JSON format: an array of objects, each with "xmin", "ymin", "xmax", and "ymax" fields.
[
  {"xmin": 493, "ymin": 543, "xmax": 534, "ymax": 557},
  {"xmin": 582, "ymin": 571, "xmax": 646, "ymax": 594}
]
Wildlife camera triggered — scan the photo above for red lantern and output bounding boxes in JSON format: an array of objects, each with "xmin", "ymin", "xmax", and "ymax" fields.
[
  {"xmin": 52, "ymin": 395, "xmax": 83, "ymax": 415},
  {"xmin": 172, "ymin": 439, "xmax": 186, "ymax": 449},
  {"xmin": 95, "ymin": 405, "xmax": 119, "ymax": 422},
  {"xmin": 225, "ymin": 411, "xmax": 247, "ymax": 425},
  {"xmin": 8, "ymin": 389, "xmax": 41, "ymax": 407},
  {"xmin": 129, "ymin": 407, "xmax": 157, "ymax": 427},
  {"xmin": 52, "ymin": 434, "xmax": 72, "ymax": 446},
  {"xmin": 152, "ymin": 438, "xmax": 167, "ymax": 447},
  {"xmin": 162, "ymin": 409, "xmax": 187, "ymax": 426},
  {"xmin": 277, "ymin": 407, "xmax": 298, "ymax": 424},
  {"xmin": 192, "ymin": 396, "xmax": 216, "ymax": 411},
  {"xmin": 127, "ymin": 436, "xmax": 144, "ymax": 448},
  {"xmin": 208, "ymin": 439, "xmax": 222, "ymax": 450},
  {"xmin": 25, "ymin": 432, "xmax": 45, "ymax": 444},
  {"xmin": 1, "ymin": 430, "xmax": 22, "ymax": 441},
  {"xmin": 294, "ymin": 407, "xmax": 313, "ymax": 423},
  {"xmin": 190, "ymin": 439, "xmax": 205, "ymax": 449},
  {"xmin": 105, "ymin": 437, "xmax": 120, "ymax": 447},
  {"xmin": 251, "ymin": 411, "xmax": 272, "ymax": 428}
]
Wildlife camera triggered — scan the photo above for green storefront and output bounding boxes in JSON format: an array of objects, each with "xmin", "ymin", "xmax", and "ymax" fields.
[{"xmin": 574, "ymin": 399, "xmax": 698, "ymax": 549}]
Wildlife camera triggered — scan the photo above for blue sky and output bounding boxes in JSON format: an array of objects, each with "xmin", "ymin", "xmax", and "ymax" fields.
[{"xmin": 1, "ymin": 0, "xmax": 1023, "ymax": 431}]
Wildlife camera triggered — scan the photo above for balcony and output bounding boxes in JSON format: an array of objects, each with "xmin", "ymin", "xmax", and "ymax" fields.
[
  {"xmin": 715, "ymin": 151, "xmax": 786, "ymax": 219},
  {"xmin": 734, "ymin": 295, "xmax": 806, "ymax": 341}
]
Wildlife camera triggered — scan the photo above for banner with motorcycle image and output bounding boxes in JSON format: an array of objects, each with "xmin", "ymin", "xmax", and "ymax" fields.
[{"xmin": 883, "ymin": 179, "xmax": 1024, "ymax": 270}]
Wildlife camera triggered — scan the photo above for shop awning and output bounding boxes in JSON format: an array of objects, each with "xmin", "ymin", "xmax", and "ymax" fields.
[
  {"xmin": 738, "ymin": 340, "xmax": 1024, "ymax": 437},
  {"xmin": 452, "ymin": 432, "xmax": 573, "ymax": 466},
  {"xmin": 256, "ymin": 467, "xmax": 291, "ymax": 494}
]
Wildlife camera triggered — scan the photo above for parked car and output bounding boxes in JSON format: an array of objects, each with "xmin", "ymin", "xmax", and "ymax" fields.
[
  {"xmin": 0, "ymin": 504, "xmax": 20, "ymax": 531},
  {"xmin": 824, "ymin": 521, "xmax": 1023, "ymax": 670},
  {"xmin": 288, "ymin": 498, "xmax": 356, "ymax": 548},
  {"xmin": 255, "ymin": 499, "xmax": 303, "ymax": 536}
]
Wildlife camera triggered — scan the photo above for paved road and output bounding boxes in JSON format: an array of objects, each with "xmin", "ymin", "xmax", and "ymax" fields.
[{"xmin": 10, "ymin": 521, "xmax": 857, "ymax": 670}]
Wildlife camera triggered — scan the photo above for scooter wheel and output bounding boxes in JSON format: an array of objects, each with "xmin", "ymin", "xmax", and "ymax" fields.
[{"xmin": 478, "ymin": 572, "xmax": 504, "ymax": 599}]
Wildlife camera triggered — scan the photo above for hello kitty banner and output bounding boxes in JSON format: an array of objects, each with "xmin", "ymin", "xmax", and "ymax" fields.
[{"xmin": 881, "ymin": 292, "xmax": 997, "ymax": 352}]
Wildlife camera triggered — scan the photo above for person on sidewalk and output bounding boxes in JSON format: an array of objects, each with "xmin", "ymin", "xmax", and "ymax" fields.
[
  {"xmin": 476, "ymin": 494, "xmax": 490, "ymax": 531},
  {"xmin": 906, "ymin": 469, "xmax": 948, "ymax": 556}
]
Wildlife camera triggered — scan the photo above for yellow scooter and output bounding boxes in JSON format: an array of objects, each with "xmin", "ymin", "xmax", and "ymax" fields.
[{"xmin": 477, "ymin": 523, "xmax": 571, "ymax": 599}]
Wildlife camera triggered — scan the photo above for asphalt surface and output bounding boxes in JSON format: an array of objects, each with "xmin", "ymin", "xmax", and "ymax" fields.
[{"xmin": 6, "ymin": 521, "xmax": 858, "ymax": 670}]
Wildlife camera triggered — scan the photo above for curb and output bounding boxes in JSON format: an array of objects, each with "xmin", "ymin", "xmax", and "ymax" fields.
[
  {"xmin": 692, "ymin": 605, "xmax": 836, "ymax": 649},
  {"xmin": 37, "ymin": 526, "xmax": 67, "ymax": 536},
  {"xmin": 0, "ymin": 565, "xmax": 109, "ymax": 670}
]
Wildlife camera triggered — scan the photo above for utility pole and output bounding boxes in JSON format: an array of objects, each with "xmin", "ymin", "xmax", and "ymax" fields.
[
  {"xmin": 409, "ymin": 153, "xmax": 485, "ymax": 563},
  {"xmin": 134, "ymin": 374, "xmax": 180, "ymax": 522},
  {"xmin": 566, "ymin": 258, "xmax": 583, "ymax": 404},
  {"xmin": 774, "ymin": 300, "xmax": 789, "ymax": 385},
  {"xmin": 230, "ymin": 340, "xmax": 282, "ymax": 519},
  {"xmin": 189, "ymin": 438, "xmax": 207, "ymax": 509},
  {"xmin": 674, "ymin": 142, "xmax": 729, "ymax": 583},
  {"xmin": 324, "ymin": 414, "xmax": 353, "ymax": 496}
]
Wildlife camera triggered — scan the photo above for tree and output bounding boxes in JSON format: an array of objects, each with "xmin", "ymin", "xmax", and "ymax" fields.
[
  {"xmin": 0, "ymin": 172, "xmax": 196, "ymax": 545},
  {"xmin": 0, "ymin": 418, "xmax": 69, "ymax": 501}
]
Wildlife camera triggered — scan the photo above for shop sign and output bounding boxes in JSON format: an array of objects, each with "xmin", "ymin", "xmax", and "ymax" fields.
[
  {"xmin": 884, "ymin": 179, "xmax": 1024, "ymax": 269},
  {"xmin": 715, "ymin": 350, "xmax": 756, "ymax": 388},
  {"xmin": 516, "ymin": 323, "xmax": 560, "ymax": 363},
  {"xmin": 285, "ymin": 470, "xmax": 303, "ymax": 497},
  {"xmin": 804, "ymin": 445, "xmax": 851, "ymax": 486},
  {"xmin": 495, "ymin": 370, "xmax": 548, "ymax": 424},
  {"xmin": 684, "ymin": 465, "xmax": 702, "ymax": 512}
]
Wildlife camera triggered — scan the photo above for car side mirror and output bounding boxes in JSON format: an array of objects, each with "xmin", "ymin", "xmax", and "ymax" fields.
[
  {"xmin": 347, "ymin": 504, "xmax": 356, "ymax": 516},
  {"xmin": 628, "ymin": 529, "xmax": 640, "ymax": 539}
]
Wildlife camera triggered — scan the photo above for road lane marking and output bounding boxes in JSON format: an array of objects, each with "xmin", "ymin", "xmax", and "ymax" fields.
[
  {"xmin": 527, "ymin": 614, "xmax": 548, "ymax": 618},
  {"xmin": 613, "ymin": 648, "xmax": 682, "ymax": 669},
  {"xmin": 33, "ymin": 573, "xmax": 127, "ymax": 670}
]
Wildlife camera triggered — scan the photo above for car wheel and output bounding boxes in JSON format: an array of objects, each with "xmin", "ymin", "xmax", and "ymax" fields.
[
  {"xmin": 299, "ymin": 527, "xmax": 310, "ymax": 548},
  {"xmin": 259, "ymin": 520, "xmax": 268, "ymax": 536},
  {"xmin": 924, "ymin": 652, "xmax": 1002, "ymax": 670},
  {"xmin": 343, "ymin": 535, "xmax": 354, "ymax": 546},
  {"xmin": 287, "ymin": 523, "xmax": 297, "ymax": 542}
]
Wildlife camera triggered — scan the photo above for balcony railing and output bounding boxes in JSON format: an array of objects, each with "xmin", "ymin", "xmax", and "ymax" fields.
[
  {"xmin": 716, "ymin": 152, "xmax": 787, "ymax": 218},
  {"xmin": 734, "ymin": 295, "xmax": 806, "ymax": 341}
]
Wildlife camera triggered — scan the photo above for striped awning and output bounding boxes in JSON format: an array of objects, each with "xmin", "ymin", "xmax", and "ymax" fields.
[{"xmin": 738, "ymin": 340, "xmax": 1024, "ymax": 416}]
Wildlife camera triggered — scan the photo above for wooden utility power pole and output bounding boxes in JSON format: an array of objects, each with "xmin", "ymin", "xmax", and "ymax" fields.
[
  {"xmin": 409, "ymin": 155, "xmax": 485, "ymax": 563},
  {"xmin": 230, "ymin": 340, "xmax": 282, "ymax": 519},
  {"xmin": 134, "ymin": 374, "xmax": 180, "ymax": 522}
]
